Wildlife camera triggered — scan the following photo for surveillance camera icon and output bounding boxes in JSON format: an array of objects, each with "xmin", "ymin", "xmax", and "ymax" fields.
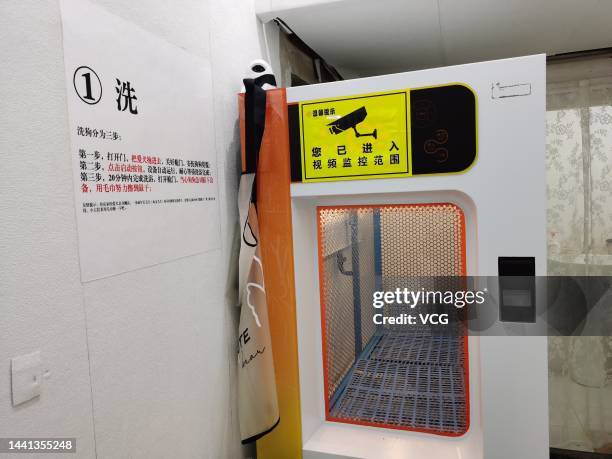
[{"xmin": 327, "ymin": 106, "xmax": 377, "ymax": 139}]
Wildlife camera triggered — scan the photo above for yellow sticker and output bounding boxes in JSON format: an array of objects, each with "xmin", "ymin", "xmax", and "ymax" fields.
[{"xmin": 299, "ymin": 90, "xmax": 411, "ymax": 182}]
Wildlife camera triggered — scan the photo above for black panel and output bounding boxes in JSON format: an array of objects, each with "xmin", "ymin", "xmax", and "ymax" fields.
[
  {"xmin": 288, "ymin": 104, "xmax": 302, "ymax": 182},
  {"xmin": 498, "ymin": 257, "xmax": 536, "ymax": 323},
  {"xmin": 498, "ymin": 257, "xmax": 536, "ymax": 276},
  {"xmin": 410, "ymin": 85, "xmax": 476, "ymax": 175}
]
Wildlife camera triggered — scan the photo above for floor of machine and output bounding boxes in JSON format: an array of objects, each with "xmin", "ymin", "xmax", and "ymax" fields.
[{"xmin": 329, "ymin": 332, "xmax": 468, "ymax": 435}]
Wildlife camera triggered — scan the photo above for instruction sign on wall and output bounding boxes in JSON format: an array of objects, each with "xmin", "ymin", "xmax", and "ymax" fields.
[
  {"xmin": 60, "ymin": 0, "xmax": 220, "ymax": 281},
  {"xmin": 299, "ymin": 90, "xmax": 411, "ymax": 182}
]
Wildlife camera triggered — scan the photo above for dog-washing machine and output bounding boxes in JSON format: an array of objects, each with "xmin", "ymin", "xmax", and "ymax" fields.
[{"xmin": 283, "ymin": 55, "xmax": 548, "ymax": 459}]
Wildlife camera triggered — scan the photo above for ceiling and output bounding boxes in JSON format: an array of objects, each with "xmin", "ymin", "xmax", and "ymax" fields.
[{"xmin": 256, "ymin": 0, "xmax": 612, "ymax": 77}]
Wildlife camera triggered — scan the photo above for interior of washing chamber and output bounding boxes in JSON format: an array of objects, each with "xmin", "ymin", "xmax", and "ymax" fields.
[{"xmin": 317, "ymin": 203, "xmax": 469, "ymax": 435}]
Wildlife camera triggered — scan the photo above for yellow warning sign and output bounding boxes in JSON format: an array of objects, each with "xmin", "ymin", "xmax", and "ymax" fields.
[{"xmin": 299, "ymin": 90, "xmax": 411, "ymax": 182}]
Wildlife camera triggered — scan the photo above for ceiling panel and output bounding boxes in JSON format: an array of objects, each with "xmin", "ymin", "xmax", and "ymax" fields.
[
  {"xmin": 439, "ymin": 0, "xmax": 612, "ymax": 65},
  {"xmin": 260, "ymin": 0, "xmax": 612, "ymax": 76},
  {"xmin": 266, "ymin": 0, "xmax": 445, "ymax": 76}
]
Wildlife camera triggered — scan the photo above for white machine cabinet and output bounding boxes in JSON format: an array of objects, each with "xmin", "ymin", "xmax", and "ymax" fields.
[{"xmin": 287, "ymin": 55, "xmax": 548, "ymax": 459}]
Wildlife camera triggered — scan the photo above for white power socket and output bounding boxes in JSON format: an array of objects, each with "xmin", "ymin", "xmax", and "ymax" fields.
[{"xmin": 11, "ymin": 351, "xmax": 42, "ymax": 406}]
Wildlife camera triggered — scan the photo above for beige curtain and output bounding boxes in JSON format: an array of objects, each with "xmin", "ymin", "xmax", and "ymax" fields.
[{"xmin": 547, "ymin": 57, "xmax": 612, "ymax": 453}]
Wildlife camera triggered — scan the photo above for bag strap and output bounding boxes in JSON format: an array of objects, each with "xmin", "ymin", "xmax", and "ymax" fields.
[{"xmin": 243, "ymin": 78, "xmax": 267, "ymax": 203}]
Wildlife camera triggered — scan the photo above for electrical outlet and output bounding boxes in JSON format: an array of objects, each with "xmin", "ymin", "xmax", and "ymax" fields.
[{"xmin": 11, "ymin": 351, "xmax": 42, "ymax": 406}]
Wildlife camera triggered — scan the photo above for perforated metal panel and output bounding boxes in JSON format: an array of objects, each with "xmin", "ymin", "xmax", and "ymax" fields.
[
  {"xmin": 319, "ymin": 208, "xmax": 378, "ymax": 399},
  {"xmin": 317, "ymin": 204, "xmax": 468, "ymax": 435},
  {"xmin": 319, "ymin": 210, "xmax": 355, "ymax": 398},
  {"xmin": 380, "ymin": 204, "xmax": 465, "ymax": 277},
  {"xmin": 356, "ymin": 211, "xmax": 377, "ymax": 351}
]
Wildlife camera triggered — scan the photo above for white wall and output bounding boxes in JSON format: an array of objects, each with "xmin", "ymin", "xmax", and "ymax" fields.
[{"xmin": 0, "ymin": 0, "xmax": 275, "ymax": 457}]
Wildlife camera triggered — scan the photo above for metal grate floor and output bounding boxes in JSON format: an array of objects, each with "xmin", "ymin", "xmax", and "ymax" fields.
[
  {"xmin": 369, "ymin": 332, "xmax": 464, "ymax": 367},
  {"xmin": 330, "ymin": 332, "xmax": 468, "ymax": 435}
]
